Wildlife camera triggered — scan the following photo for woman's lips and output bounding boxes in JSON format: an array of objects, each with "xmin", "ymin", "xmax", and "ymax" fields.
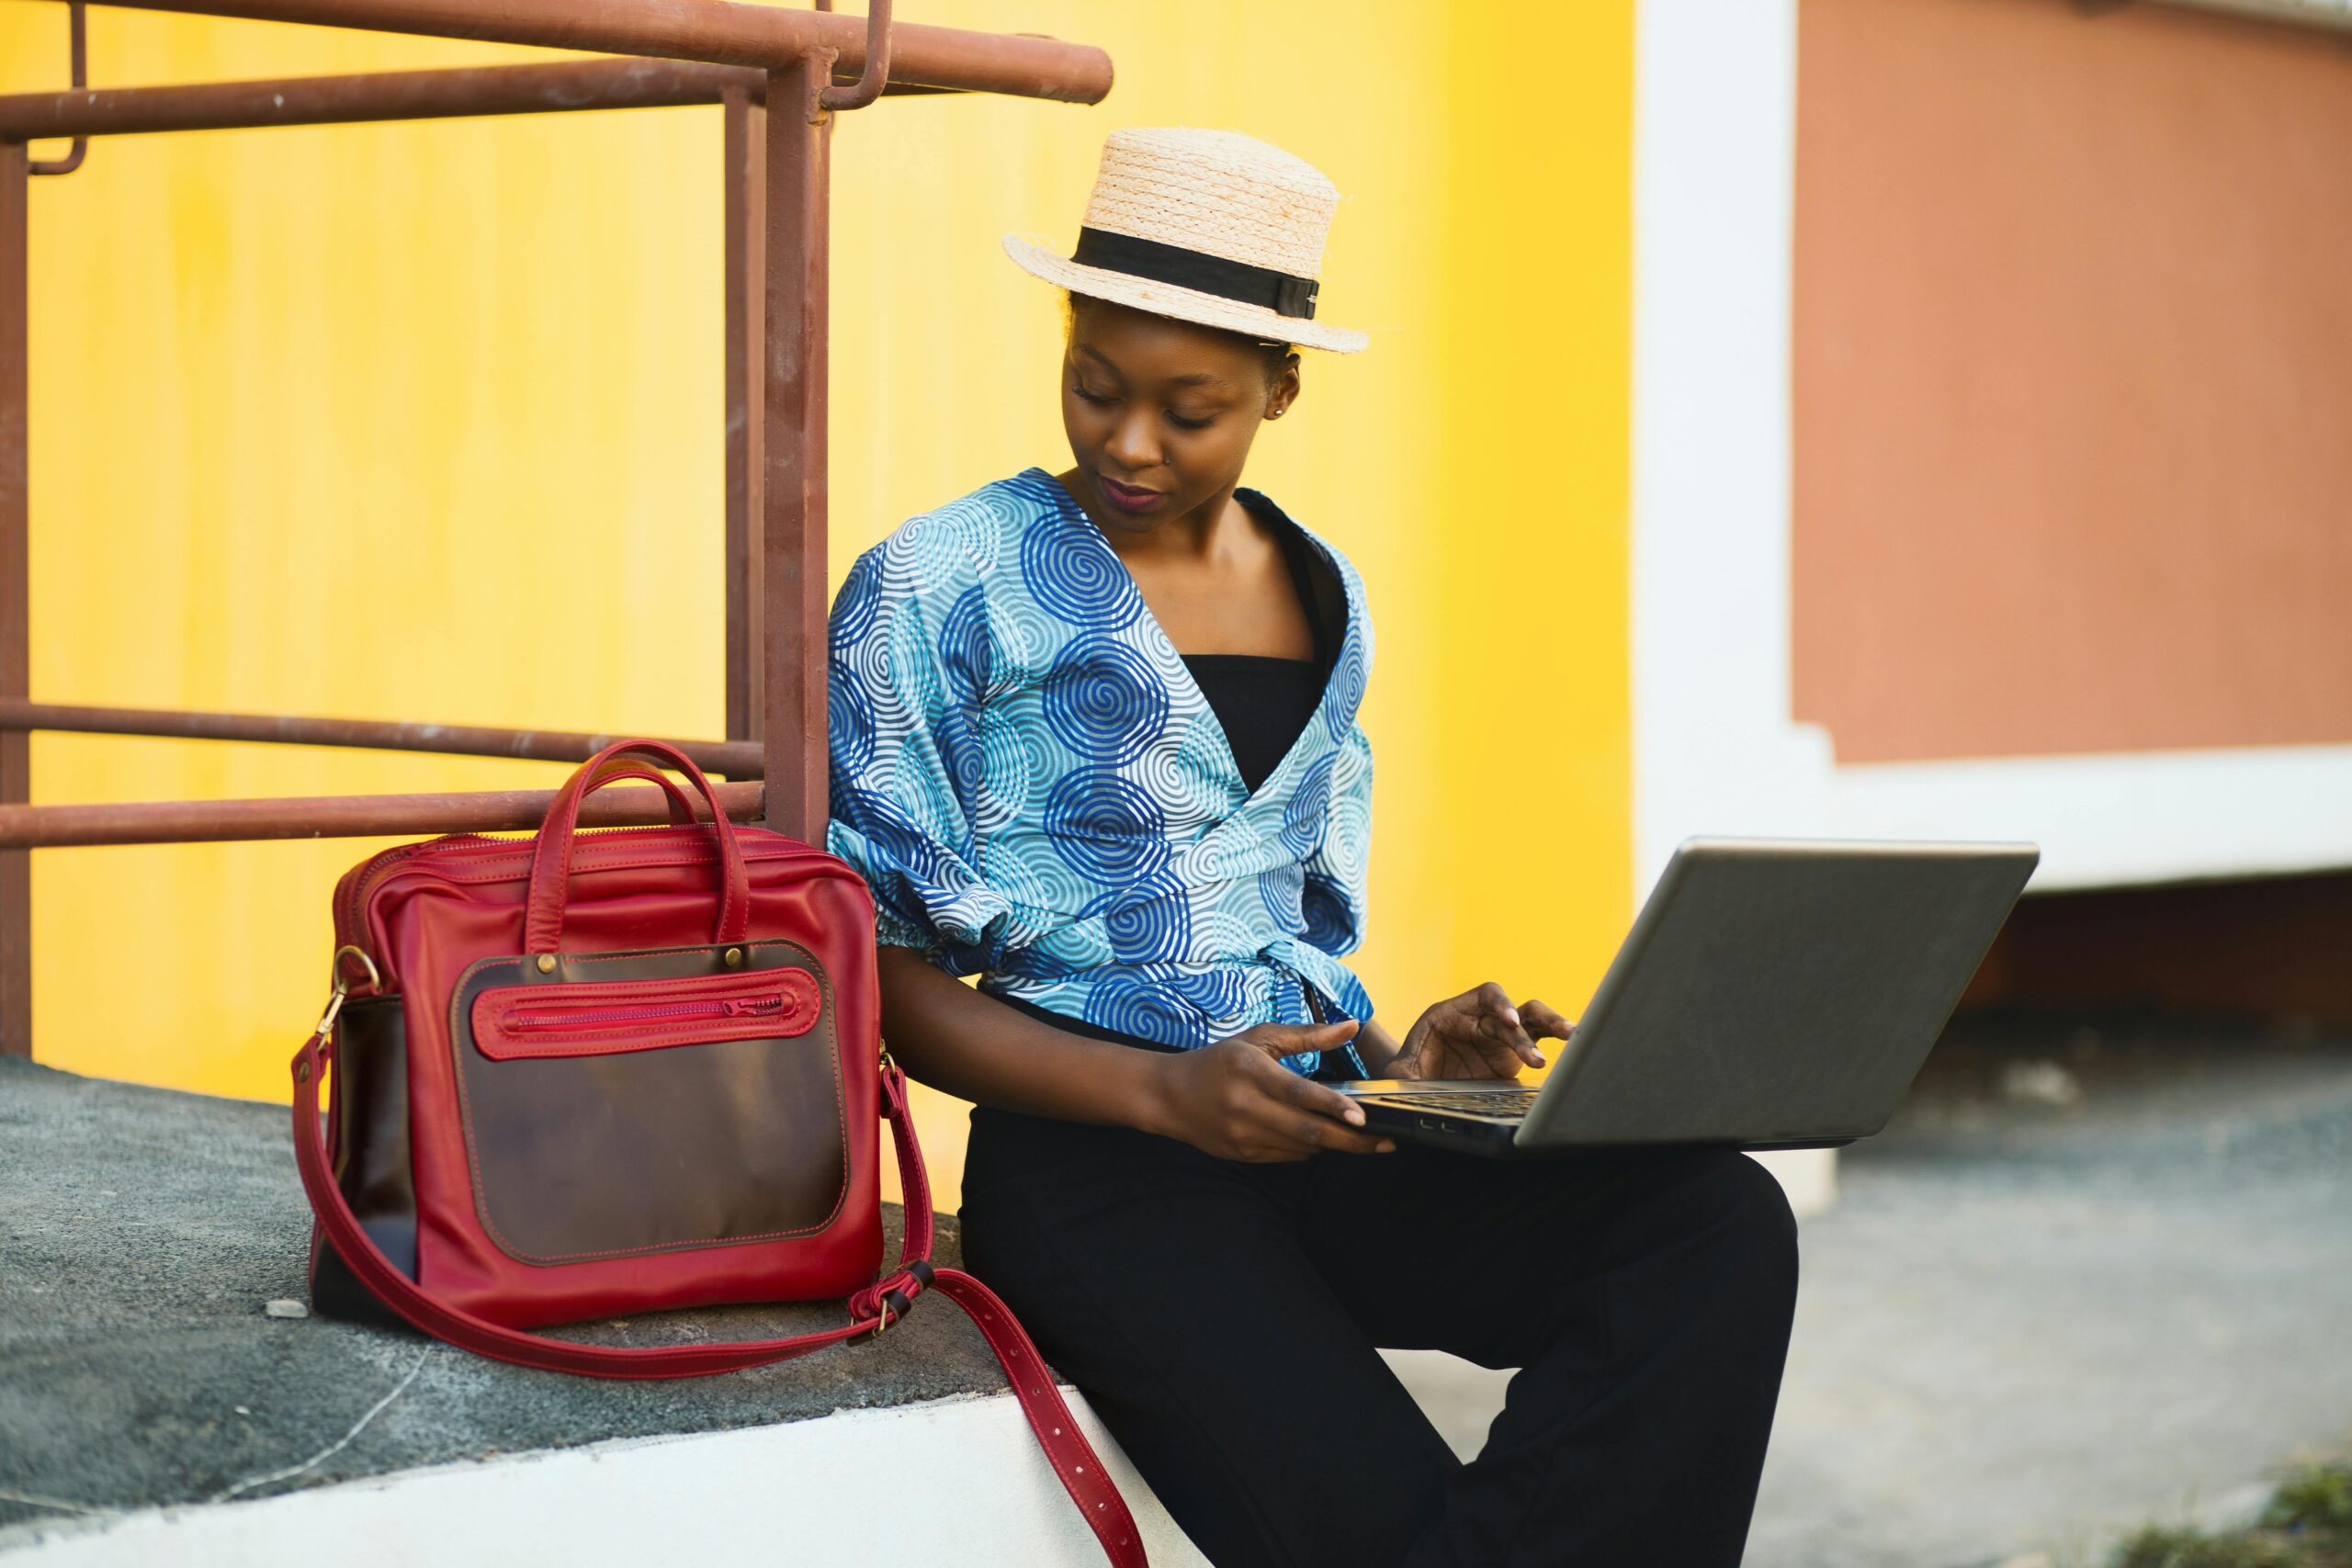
[{"xmin": 1096, "ymin": 474, "xmax": 1167, "ymax": 513}]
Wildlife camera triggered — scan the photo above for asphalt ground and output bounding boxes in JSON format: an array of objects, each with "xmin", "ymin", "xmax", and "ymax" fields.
[
  {"xmin": 1747, "ymin": 1010, "xmax": 2352, "ymax": 1567},
  {"xmin": 1395, "ymin": 1010, "xmax": 2352, "ymax": 1568}
]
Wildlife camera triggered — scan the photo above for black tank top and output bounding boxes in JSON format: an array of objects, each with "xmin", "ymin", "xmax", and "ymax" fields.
[{"xmin": 1181, "ymin": 507, "xmax": 1340, "ymax": 795}]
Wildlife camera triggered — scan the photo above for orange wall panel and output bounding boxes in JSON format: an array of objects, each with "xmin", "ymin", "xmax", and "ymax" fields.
[{"xmin": 1792, "ymin": 0, "xmax": 2352, "ymax": 763}]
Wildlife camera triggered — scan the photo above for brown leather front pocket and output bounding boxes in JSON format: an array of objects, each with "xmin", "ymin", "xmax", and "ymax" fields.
[{"xmin": 449, "ymin": 942, "xmax": 848, "ymax": 1266}]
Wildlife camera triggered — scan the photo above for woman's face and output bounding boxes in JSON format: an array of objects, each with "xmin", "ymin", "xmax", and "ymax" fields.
[{"xmin": 1060, "ymin": 298, "xmax": 1301, "ymax": 534}]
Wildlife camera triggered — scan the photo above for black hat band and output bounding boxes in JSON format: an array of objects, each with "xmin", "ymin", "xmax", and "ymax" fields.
[{"xmin": 1070, "ymin": 227, "xmax": 1320, "ymax": 322}]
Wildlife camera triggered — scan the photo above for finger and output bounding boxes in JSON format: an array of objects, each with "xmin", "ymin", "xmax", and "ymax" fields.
[
  {"xmin": 1422, "ymin": 1015, "xmax": 1531, "ymax": 1079},
  {"xmin": 1248, "ymin": 1019, "xmax": 1361, "ymax": 1058},
  {"xmin": 1432, "ymin": 1013, "xmax": 1536, "ymax": 1074},
  {"xmin": 1250, "ymin": 1019, "xmax": 1361, "ymax": 1051},
  {"xmin": 1396, "ymin": 1033, "xmax": 1493, "ymax": 1082},
  {"xmin": 1264, "ymin": 1060, "xmax": 1374, "ymax": 1127},
  {"xmin": 1480, "ymin": 1020, "xmax": 1544, "ymax": 1068},
  {"xmin": 1472, "ymin": 981, "xmax": 1520, "ymax": 1032},
  {"xmin": 1468, "ymin": 983, "xmax": 1545, "ymax": 1067},
  {"xmin": 1266, "ymin": 1104, "xmax": 1394, "ymax": 1156},
  {"xmin": 1517, "ymin": 998, "xmax": 1577, "ymax": 1042},
  {"xmin": 1449, "ymin": 982, "xmax": 1541, "ymax": 1066}
]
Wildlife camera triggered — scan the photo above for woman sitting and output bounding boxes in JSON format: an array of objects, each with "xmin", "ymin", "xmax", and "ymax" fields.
[{"xmin": 826, "ymin": 126, "xmax": 1798, "ymax": 1568}]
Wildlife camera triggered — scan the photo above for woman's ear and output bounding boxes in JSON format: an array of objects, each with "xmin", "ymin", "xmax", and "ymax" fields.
[{"xmin": 1266, "ymin": 354, "xmax": 1303, "ymax": 421}]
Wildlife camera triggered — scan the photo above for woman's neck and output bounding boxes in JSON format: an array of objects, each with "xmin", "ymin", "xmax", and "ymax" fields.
[{"xmin": 1057, "ymin": 468, "xmax": 1252, "ymax": 565}]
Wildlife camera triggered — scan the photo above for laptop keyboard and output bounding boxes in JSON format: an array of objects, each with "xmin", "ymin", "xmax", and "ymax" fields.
[{"xmin": 1373, "ymin": 1089, "xmax": 1542, "ymax": 1117}]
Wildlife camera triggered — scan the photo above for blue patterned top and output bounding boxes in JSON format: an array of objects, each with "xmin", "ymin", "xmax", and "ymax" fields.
[{"xmin": 825, "ymin": 468, "xmax": 1374, "ymax": 1076}]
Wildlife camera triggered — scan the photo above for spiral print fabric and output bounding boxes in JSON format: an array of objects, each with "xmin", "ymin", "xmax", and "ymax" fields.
[
  {"xmin": 1020, "ymin": 511, "xmax": 1148, "ymax": 631},
  {"xmin": 1042, "ymin": 637, "xmax": 1170, "ymax": 766},
  {"xmin": 825, "ymin": 469, "xmax": 1376, "ymax": 1074}
]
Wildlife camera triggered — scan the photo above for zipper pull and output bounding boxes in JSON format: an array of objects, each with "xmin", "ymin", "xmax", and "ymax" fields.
[{"xmin": 724, "ymin": 997, "xmax": 784, "ymax": 1018}]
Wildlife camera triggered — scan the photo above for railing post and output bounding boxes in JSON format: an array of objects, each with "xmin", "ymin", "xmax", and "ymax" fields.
[
  {"xmin": 1, "ymin": 141, "xmax": 29, "ymax": 1057},
  {"xmin": 722, "ymin": 85, "xmax": 767, "ymax": 746},
  {"xmin": 759, "ymin": 55, "xmax": 830, "ymax": 844}
]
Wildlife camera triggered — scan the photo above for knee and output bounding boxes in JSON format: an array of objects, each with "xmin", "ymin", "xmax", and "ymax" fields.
[{"xmin": 1674, "ymin": 1150, "xmax": 1800, "ymax": 1310}]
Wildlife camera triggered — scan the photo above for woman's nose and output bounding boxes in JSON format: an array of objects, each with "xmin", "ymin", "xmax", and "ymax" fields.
[{"xmin": 1106, "ymin": 412, "xmax": 1160, "ymax": 474}]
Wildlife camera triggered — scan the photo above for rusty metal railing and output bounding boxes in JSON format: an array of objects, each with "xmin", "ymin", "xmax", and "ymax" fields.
[
  {"xmin": 0, "ymin": 701, "xmax": 763, "ymax": 776},
  {"xmin": 0, "ymin": 0, "xmax": 1114, "ymax": 1056},
  {"xmin": 26, "ymin": 3, "xmax": 89, "ymax": 176}
]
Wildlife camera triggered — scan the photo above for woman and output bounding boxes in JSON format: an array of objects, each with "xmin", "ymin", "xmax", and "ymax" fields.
[{"xmin": 827, "ymin": 128, "xmax": 1797, "ymax": 1568}]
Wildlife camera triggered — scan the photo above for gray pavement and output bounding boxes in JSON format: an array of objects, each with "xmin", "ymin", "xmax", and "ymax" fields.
[
  {"xmin": 0, "ymin": 1056, "xmax": 1014, "ymax": 1541},
  {"xmin": 1749, "ymin": 1011, "xmax": 2352, "ymax": 1567},
  {"xmin": 1396, "ymin": 1012, "xmax": 2352, "ymax": 1568}
]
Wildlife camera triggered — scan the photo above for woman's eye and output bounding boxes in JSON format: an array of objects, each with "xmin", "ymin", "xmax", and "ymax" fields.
[
  {"xmin": 1072, "ymin": 383, "xmax": 1116, "ymax": 407},
  {"xmin": 1166, "ymin": 411, "xmax": 1215, "ymax": 432}
]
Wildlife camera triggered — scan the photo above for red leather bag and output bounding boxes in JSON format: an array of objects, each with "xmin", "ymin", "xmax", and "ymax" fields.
[{"xmin": 290, "ymin": 739, "xmax": 1143, "ymax": 1565}]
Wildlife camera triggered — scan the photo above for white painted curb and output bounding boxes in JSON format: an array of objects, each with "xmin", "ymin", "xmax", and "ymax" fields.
[{"xmin": 0, "ymin": 1391, "xmax": 1207, "ymax": 1567}]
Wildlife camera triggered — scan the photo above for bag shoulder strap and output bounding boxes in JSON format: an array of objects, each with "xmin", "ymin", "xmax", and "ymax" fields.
[{"xmin": 291, "ymin": 1034, "xmax": 1145, "ymax": 1567}]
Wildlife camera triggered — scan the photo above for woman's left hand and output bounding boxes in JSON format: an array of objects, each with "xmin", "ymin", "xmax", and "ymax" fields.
[{"xmin": 1384, "ymin": 983, "xmax": 1575, "ymax": 1080}]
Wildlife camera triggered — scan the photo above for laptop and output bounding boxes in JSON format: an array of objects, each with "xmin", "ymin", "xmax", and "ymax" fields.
[{"xmin": 1340, "ymin": 837, "xmax": 2040, "ymax": 1156}]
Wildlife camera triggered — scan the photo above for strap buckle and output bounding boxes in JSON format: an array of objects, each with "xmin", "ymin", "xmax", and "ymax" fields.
[
  {"xmin": 852, "ymin": 1260, "xmax": 933, "ymax": 1341},
  {"xmin": 311, "ymin": 944, "xmax": 381, "ymax": 1042}
]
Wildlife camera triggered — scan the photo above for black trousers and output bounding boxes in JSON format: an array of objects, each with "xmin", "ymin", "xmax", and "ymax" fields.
[{"xmin": 959, "ymin": 1105, "xmax": 1798, "ymax": 1568}]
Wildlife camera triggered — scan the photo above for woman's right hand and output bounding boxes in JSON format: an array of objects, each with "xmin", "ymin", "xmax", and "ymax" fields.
[{"xmin": 1142, "ymin": 1020, "xmax": 1396, "ymax": 1163}]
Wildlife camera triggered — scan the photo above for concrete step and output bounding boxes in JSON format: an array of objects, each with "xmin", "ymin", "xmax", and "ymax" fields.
[{"xmin": 0, "ymin": 1057, "xmax": 1204, "ymax": 1564}]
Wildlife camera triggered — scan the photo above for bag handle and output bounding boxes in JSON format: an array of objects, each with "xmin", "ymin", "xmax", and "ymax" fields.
[
  {"xmin": 524, "ymin": 740, "xmax": 751, "ymax": 956},
  {"xmin": 290, "ymin": 1034, "xmax": 1145, "ymax": 1567},
  {"xmin": 597, "ymin": 764, "xmax": 700, "ymax": 827}
]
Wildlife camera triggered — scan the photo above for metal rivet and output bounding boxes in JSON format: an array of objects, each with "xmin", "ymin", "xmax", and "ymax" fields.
[
  {"xmin": 724, "ymin": 948, "xmax": 743, "ymax": 968},
  {"xmin": 536, "ymin": 954, "xmax": 557, "ymax": 974}
]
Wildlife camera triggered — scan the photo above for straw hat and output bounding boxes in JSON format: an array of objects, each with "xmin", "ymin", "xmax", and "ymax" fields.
[{"xmin": 1005, "ymin": 127, "xmax": 1368, "ymax": 355}]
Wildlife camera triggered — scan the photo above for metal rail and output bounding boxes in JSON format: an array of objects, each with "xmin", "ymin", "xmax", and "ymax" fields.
[
  {"xmin": 0, "ymin": 59, "xmax": 763, "ymax": 141},
  {"xmin": 722, "ymin": 85, "xmax": 767, "ymax": 745},
  {"xmin": 85, "ymin": 1, "xmax": 1113, "ymax": 104},
  {"xmin": 2, "ymin": 143, "xmax": 27, "ymax": 1055},
  {"xmin": 0, "ymin": 53, "xmax": 967, "ymax": 143},
  {"xmin": 0, "ymin": 781, "xmax": 766, "ymax": 849},
  {"xmin": 26, "ymin": 2, "xmax": 89, "ymax": 175},
  {"xmin": 0, "ymin": 701, "xmax": 762, "ymax": 777},
  {"xmin": 759, "ymin": 50, "xmax": 831, "ymax": 844},
  {"xmin": 818, "ymin": 0, "xmax": 891, "ymax": 111}
]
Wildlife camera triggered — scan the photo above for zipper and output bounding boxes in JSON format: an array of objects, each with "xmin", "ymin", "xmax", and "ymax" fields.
[
  {"xmin": 472, "ymin": 968, "xmax": 823, "ymax": 1060},
  {"xmin": 335, "ymin": 833, "xmax": 505, "ymax": 953},
  {"xmin": 334, "ymin": 829, "xmax": 693, "ymax": 950},
  {"xmin": 504, "ymin": 995, "xmax": 786, "ymax": 1032},
  {"xmin": 337, "ymin": 828, "xmax": 844, "ymax": 953}
]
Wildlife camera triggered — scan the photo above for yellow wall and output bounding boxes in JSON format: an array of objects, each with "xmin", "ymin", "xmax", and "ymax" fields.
[{"xmin": 4, "ymin": 1, "xmax": 1629, "ymax": 1207}]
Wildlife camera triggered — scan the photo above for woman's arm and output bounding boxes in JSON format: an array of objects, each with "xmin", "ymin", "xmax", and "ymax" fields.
[
  {"xmin": 876, "ymin": 946, "xmax": 1393, "ymax": 1163},
  {"xmin": 876, "ymin": 945, "xmax": 1167, "ymax": 1126}
]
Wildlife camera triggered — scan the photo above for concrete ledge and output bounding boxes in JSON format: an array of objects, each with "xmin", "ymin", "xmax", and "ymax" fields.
[
  {"xmin": 5, "ymin": 1393, "xmax": 1204, "ymax": 1566},
  {"xmin": 0, "ymin": 1058, "xmax": 1202, "ymax": 1562}
]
